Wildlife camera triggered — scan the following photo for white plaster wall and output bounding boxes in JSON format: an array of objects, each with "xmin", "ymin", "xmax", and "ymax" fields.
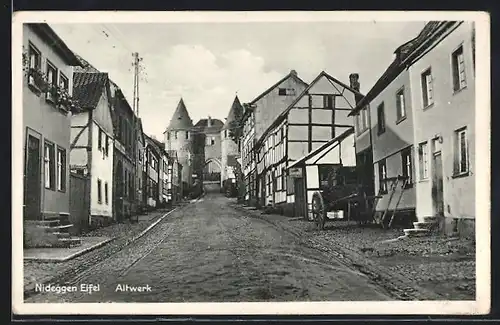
[
  {"xmin": 409, "ymin": 22, "xmax": 475, "ymax": 221},
  {"xmin": 90, "ymin": 119, "xmax": 114, "ymax": 217}
]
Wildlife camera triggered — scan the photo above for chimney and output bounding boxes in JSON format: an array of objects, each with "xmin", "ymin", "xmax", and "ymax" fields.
[
  {"xmin": 290, "ymin": 69, "xmax": 297, "ymax": 77},
  {"xmin": 207, "ymin": 115, "xmax": 212, "ymax": 127},
  {"xmin": 349, "ymin": 73, "xmax": 363, "ymax": 104}
]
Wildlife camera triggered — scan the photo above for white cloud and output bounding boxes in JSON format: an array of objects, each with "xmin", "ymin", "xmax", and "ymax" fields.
[{"xmin": 49, "ymin": 21, "xmax": 426, "ymax": 140}]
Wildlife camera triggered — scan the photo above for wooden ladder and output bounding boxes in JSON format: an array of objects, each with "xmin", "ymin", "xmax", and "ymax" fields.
[{"xmin": 380, "ymin": 175, "xmax": 408, "ymax": 229}]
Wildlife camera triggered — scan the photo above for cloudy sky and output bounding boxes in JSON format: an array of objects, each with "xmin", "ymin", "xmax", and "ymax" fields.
[{"xmin": 50, "ymin": 21, "xmax": 426, "ymax": 139}]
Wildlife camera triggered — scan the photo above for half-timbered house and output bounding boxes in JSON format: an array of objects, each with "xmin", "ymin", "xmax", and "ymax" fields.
[
  {"xmin": 70, "ymin": 72, "xmax": 114, "ymax": 227},
  {"xmin": 254, "ymin": 71, "xmax": 362, "ymax": 219},
  {"xmin": 241, "ymin": 70, "xmax": 308, "ymax": 207}
]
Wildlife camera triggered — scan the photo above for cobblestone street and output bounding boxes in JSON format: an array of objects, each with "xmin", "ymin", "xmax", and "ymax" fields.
[{"xmin": 25, "ymin": 193, "xmax": 393, "ymax": 303}]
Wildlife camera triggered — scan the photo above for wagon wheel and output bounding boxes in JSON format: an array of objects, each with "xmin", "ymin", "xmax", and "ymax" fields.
[{"xmin": 312, "ymin": 192, "xmax": 326, "ymax": 230}]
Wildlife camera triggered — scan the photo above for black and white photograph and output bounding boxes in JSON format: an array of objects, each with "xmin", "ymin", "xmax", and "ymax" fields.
[{"xmin": 12, "ymin": 11, "xmax": 490, "ymax": 315}]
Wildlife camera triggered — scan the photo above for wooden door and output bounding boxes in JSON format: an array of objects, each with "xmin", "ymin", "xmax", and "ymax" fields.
[
  {"xmin": 294, "ymin": 177, "xmax": 306, "ymax": 219},
  {"xmin": 24, "ymin": 134, "xmax": 41, "ymax": 220},
  {"xmin": 432, "ymin": 152, "xmax": 444, "ymax": 216}
]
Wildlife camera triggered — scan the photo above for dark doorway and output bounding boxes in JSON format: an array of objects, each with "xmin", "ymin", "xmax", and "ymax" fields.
[
  {"xmin": 432, "ymin": 152, "xmax": 445, "ymax": 216},
  {"xmin": 356, "ymin": 148, "xmax": 374, "ymax": 196},
  {"xmin": 24, "ymin": 134, "xmax": 41, "ymax": 220}
]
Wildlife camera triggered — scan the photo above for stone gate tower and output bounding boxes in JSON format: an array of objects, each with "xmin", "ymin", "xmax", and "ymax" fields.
[
  {"xmin": 164, "ymin": 98, "xmax": 194, "ymax": 186},
  {"xmin": 221, "ymin": 95, "xmax": 244, "ymax": 182}
]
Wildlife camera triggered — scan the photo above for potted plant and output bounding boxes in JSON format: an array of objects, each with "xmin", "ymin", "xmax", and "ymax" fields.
[{"xmin": 22, "ymin": 47, "xmax": 50, "ymax": 93}]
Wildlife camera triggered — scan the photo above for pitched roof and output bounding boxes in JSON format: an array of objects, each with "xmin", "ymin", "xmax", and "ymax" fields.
[
  {"xmin": 166, "ymin": 98, "xmax": 193, "ymax": 131},
  {"xmin": 72, "ymin": 72, "xmax": 109, "ymax": 109},
  {"xmin": 74, "ymin": 54, "xmax": 101, "ymax": 73},
  {"xmin": 249, "ymin": 70, "xmax": 309, "ymax": 105},
  {"xmin": 144, "ymin": 134, "xmax": 167, "ymax": 157},
  {"xmin": 194, "ymin": 118, "xmax": 224, "ymax": 128},
  {"xmin": 255, "ymin": 70, "xmax": 363, "ymax": 148},
  {"xmin": 222, "ymin": 96, "xmax": 244, "ymax": 130},
  {"xmin": 193, "ymin": 118, "xmax": 224, "ymax": 134},
  {"xmin": 28, "ymin": 24, "xmax": 83, "ymax": 66},
  {"xmin": 349, "ymin": 21, "xmax": 457, "ymax": 116}
]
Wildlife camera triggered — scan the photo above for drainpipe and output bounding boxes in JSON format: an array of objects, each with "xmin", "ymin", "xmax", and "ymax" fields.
[{"xmin": 87, "ymin": 110, "xmax": 93, "ymax": 227}]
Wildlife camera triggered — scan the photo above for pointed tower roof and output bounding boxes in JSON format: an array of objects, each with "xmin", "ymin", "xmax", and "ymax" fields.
[
  {"xmin": 222, "ymin": 95, "xmax": 244, "ymax": 130},
  {"xmin": 166, "ymin": 98, "xmax": 193, "ymax": 131}
]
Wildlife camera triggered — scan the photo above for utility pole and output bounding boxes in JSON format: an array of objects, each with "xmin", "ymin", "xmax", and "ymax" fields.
[{"xmin": 132, "ymin": 52, "xmax": 142, "ymax": 219}]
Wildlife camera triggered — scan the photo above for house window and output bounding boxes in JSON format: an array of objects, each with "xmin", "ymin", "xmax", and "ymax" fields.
[
  {"xmin": 378, "ymin": 159, "xmax": 387, "ymax": 194},
  {"xmin": 323, "ymin": 95, "xmax": 334, "ymax": 109},
  {"xmin": 167, "ymin": 132, "xmax": 170, "ymax": 141},
  {"xmin": 377, "ymin": 102, "xmax": 386, "ymax": 135},
  {"xmin": 185, "ymin": 131, "xmax": 189, "ymax": 140},
  {"xmin": 105, "ymin": 182, "xmax": 109, "ymax": 205},
  {"xmin": 278, "ymin": 88, "xmax": 295, "ymax": 96},
  {"xmin": 396, "ymin": 88, "xmax": 406, "ymax": 121},
  {"xmin": 46, "ymin": 60, "xmax": 58, "ymax": 88},
  {"xmin": 98, "ymin": 128, "xmax": 103, "ymax": 150},
  {"xmin": 56, "ymin": 147, "xmax": 66, "ymax": 192},
  {"xmin": 28, "ymin": 43, "xmax": 41, "ymax": 70},
  {"xmin": 454, "ymin": 127, "xmax": 469, "ymax": 175},
  {"xmin": 44, "ymin": 142, "xmax": 55, "ymax": 190},
  {"xmin": 418, "ymin": 142, "xmax": 429, "ymax": 180},
  {"xmin": 105, "ymin": 134, "xmax": 109, "ymax": 156},
  {"xmin": 59, "ymin": 73, "xmax": 69, "ymax": 92},
  {"xmin": 421, "ymin": 68, "xmax": 434, "ymax": 107},
  {"xmin": 401, "ymin": 147, "xmax": 413, "ymax": 187},
  {"xmin": 224, "ymin": 130, "xmax": 227, "ymax": 138},
  {"xmin": 452, "ymin": 45, "xmax": 466, "ymax": 91},
  {"xmin": 97, "ymin": 179, "xmax": 102, "ymax": 204},
  {"xmin": 357, "ymin": 107, "xmax": 369, "ymax": 134},
  {"xmin": 175, "ymin": 131, "xmax": 178, "ymax": 140}
]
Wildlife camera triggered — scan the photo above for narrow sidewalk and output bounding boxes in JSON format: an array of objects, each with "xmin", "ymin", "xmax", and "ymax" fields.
[{"xmin": 23, "ymin": 205, "xmax": 182, "ymax": 298}]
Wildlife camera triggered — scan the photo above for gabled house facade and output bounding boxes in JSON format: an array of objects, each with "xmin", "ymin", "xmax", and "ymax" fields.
[
  {"xmin": 110, "ymin": 85, "xmax": 138, "ymax": 221},
  {"xmin": 144, "ymin": 135, "xmax": 161, "ymax": 208},
  {"xmin": 70, "ymin": 72, "xmax": 115, "ymax": 226},
  {"xmin": 22, "ymin": 23, "xmax": 83, "ymax": 245},
  {"xmin": 240, "ymin": 104, "xmax": 257, "ymax": 205},
  {"xmin": 148, "ymin": 135, "xmax": 171, "ymax": 207},
  {"xmin": 255, "ymin": 71, "xmax": 360, "ymax": 218},
  {"xmin": 349, "ymin": 21, "xmax": 476, "ymax": 235},
  {"xmin": 241, "ymin": 70, "xmax": 308, "ymax": 207},
  {"xmin": 407, "ymin": 21, "xmax": 476, "ymax": 236},
  {"xmin": 349, "ymin": 29, "xmax": 428, "ymax": 226}
]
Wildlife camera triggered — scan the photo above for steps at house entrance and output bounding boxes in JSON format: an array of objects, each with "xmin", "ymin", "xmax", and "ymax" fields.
[
  {"xmin": 24, "ymin": 215, "xmax": 82, "ymax": 248},
  {"xmin": 402, "ymin": 216, "xmax": 438, "ymax": 238}
]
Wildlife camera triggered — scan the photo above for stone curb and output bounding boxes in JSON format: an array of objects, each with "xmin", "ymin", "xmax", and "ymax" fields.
[{"xmin": 129, "ymin": 207, "xmax": 180, "ymax": 244}]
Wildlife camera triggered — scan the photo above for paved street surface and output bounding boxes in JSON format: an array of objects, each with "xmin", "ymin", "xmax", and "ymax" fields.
[{"xmin": 26, "ymin": 193, "xmax": 391, "ymax": 303}]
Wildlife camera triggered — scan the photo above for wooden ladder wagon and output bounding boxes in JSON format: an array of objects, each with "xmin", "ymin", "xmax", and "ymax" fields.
[{"xmin": 311, "ymin": 187, "xmax": 382, "ymax": 230}]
